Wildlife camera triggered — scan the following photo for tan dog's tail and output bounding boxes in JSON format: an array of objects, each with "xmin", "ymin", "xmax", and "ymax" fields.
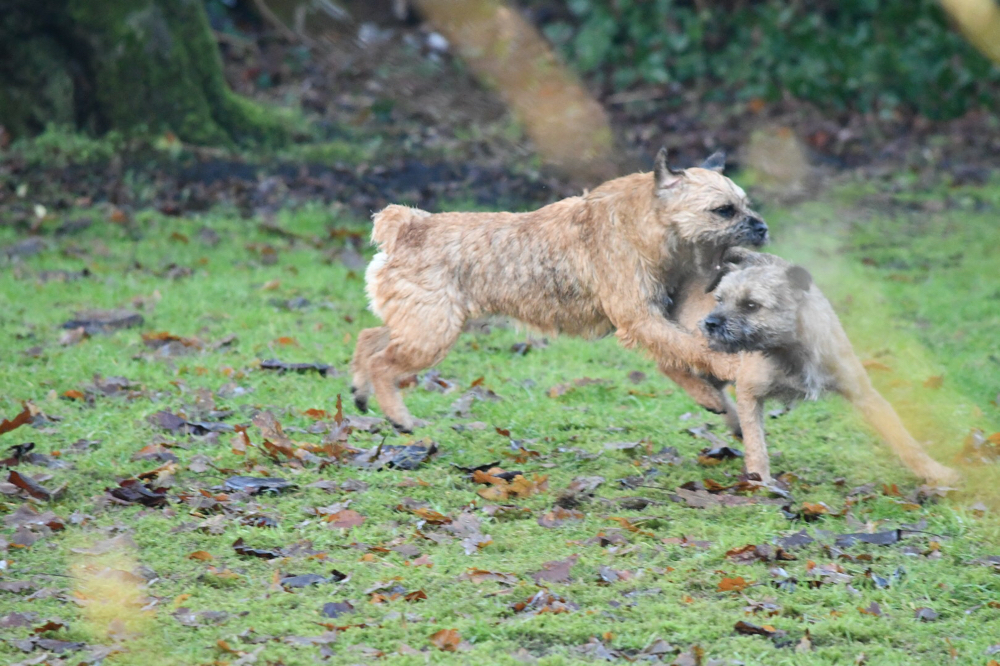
[{"xmin": 371, "ymin": 205, "xmax": 429, "ymax": 255}]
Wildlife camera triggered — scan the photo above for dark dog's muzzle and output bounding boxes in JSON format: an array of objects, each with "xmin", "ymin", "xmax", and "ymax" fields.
[
  {"xmin": 701, "ymin": 312, "xmax": 744, "ymax": 353},
  {"xmin": 702, "ymin": 313, "xmax": 725, "ymax": 335}
]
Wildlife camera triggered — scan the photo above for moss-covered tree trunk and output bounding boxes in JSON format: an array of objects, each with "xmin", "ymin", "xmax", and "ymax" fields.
[{"xmin": 0, "ymin": 0, "xmax": 286, "ymax": 145}]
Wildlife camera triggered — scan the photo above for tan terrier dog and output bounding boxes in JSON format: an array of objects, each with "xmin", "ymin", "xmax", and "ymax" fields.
[
  {"xmin": 351, "ymin": 150, "xmax": 768, "ymax": 432},
  {"xmin": 668, "ymin": 248, "xmax": 959, "ymax": 485}
]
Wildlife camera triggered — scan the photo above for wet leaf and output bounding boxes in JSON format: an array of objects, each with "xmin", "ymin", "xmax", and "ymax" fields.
[
  {"xmin": 458, "ymin": 568, "xmax": 518, "ymax": 585},
  {"xmin": 421, "ymin": 370, "xmax": 458, "ymax": 393},
  {"xmin": 7, "ymin": 471, "xmax": 54, "ymax": 501},
  {"xmin": 0, "ymin": 405, "xmax": 32, "ymax": 436},
  {"xmin": 223, "ymin": 476, "xmax": 296, "ymax": 494},
  {"xmin": 531, "ymin": 554, "xmax": 577, "ymax": 584},
  {"xmin": 429, "ymin": 628, "xmax": 461, "ymax": 652},
  {"xmin": 321, "ymin": 601, "xmax": 355, "ymax": 619},
  {"xmin": 915, "ymin": 607, "xmax": 938, "ymax": 622},
  {"xmin": 172, "ymin": 607, "xmax": 229, "ymax": 627},
  {"xmin": 477, "ymin": 473, "xmax": 548, "ymax": 501},
  {"xmin": 726, "ymin": 543, "xmax": 795, "ymax": 564},
  {"xmin": 512, "ymin": 590, "xmax": 579, "ymax": 615},
  {"xmin": 775, "ymin": 529, "xmax": 814, "ymax": 549},
  {"xmin": 734, "ymin": 620, "xmax": 776, "ymax": 637},
  {"xmin": 399, "ymin": 506, "xmax": 452, "ymax": 525},
  {"xmin": 835, "ymin": 530, "xmax": 902, "ymax": 547},
  {"xmin": 260, "ymin": 359, "xmax": 337, "ymax": 377},
  {"xmin": 718, "ymin": 576, "xmax": 749, "ymax": 592},
  {"xmin": 0, "ymin": 612, "xmax": 38, "ymax": 628},
  {"xmin": 130, "ymin": 443, "xmax": 178, "ymax": 463},
  {"xmin": 324, "ymin": 509, "xmax": 366, "ymax": 529},
  {"xmin": 148, "ymin": 410, "xmax": 233, "ymax": 436},
  {"xmin": 233, "ymin": 537, "xmax": 282, "ymax": 559},
  {"xmin": 106, "ymin": 479, "xmax": 168, "ymax": 507},
  {"xmin": 858, "ymin": 601, "xmax": 882, "ymax": 616},
  {"xmin": 555, "ymin": 475, "xmax": 604, "ymax": 508},
  {"xmin": 537, "ymin": 507, "xmax": 585, "ymax": 528},
  {"xmin": 353, "ymin": 440, "xmax": 438, "ymax": 471},
  {"xmin": 62, "ymin": 308, "xmax": 143, "ymax": 335},
  {"xmin": 281, "ymin": 573, "xmax": 328, "ymax": 589}
]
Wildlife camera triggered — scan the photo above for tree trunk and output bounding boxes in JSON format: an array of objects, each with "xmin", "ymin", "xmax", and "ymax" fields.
[{"xmin": 0, "ymin": 0, "xmax": 287, "ymax": 146}]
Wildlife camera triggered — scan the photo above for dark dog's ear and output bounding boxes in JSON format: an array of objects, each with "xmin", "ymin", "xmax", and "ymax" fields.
[
  {"xmin": 786, "ymin": 265, "xmax": 812, "ymax": 291},
  {"xmin": 701, "ymin": 150, "xmax": 726, "ymax": 173},
  {"xmin": 654, "ymin": 147, "xmax": 684, "ymax": 190}
]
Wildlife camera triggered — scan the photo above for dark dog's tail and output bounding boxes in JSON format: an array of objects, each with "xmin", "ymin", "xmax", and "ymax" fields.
[{"xmin": 371, "ymin": 205, "xmax": 430, "ymax": 255}]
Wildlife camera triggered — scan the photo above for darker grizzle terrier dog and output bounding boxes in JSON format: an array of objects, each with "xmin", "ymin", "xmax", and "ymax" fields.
[{"xmin": 666, "ymin": 247, "xmax": 959, "ymax": 485}]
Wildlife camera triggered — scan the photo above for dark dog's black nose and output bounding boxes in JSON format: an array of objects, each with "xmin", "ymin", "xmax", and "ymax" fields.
[
  {"xmin": 748, "ymin": 216, "xmax": 768, "ymax": 243},
  {"xmin": 702, "ymin": 314, "xmax": 724, "ymax": 334}
]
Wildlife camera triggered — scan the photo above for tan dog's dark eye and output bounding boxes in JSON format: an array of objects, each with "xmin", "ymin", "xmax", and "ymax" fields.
[{"xmin": 712, "ymin": 205, "xmax": 737, "ymax": 218}]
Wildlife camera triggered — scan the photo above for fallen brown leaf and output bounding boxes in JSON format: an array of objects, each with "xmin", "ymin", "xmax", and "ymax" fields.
[
  {"xmin": 0, "ymin": 404, "xmax": 32, "ymax": 436},
  {"xmin": 718, "ymin": 576, "xmax": 749, "ymax": 592},
  {"xmin": 429, "ymin": 628, "xmax": 461, "ymax": 652}
]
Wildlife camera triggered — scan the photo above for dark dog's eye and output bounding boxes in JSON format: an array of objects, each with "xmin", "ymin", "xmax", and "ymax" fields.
[
  {"xmin": 712, "ymin": 204, "xmax": 737, "ymax": 218},
  {"xmin": 744, "ymin": 300, "xmax": 759, "ymax": 311}
]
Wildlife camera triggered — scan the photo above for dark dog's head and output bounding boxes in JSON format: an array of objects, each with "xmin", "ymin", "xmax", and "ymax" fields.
[
  {"xmin": 700, "ymin": 259, "xmax": 813, "ymax": 354},
  {"xmin": 653, "ymin": 149, "xmax": 769, "ymax": 249}
]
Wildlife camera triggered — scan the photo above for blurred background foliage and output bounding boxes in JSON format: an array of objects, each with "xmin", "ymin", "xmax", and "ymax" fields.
[{"xmin": 524, "ymin": 0, "xmax": 1000, "ymax": 120}]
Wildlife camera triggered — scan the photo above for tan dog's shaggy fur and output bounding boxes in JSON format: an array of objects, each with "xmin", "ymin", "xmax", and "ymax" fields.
[
  {"xmin": 351, "ymin": 151, "xmax": 769, "ymax": 431},
  {"xmin": 669, "ymin": 248, "xmax": 959, "ymax": 485}
]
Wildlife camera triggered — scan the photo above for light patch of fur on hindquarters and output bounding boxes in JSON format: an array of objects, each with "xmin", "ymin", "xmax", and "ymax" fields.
[
  {"xmin": 352, "ymin": 205, "xmax": 433, "ymax": 424},
  {"xmin": 351, "ymin": 151, "xmax": 769, "ymax": 432}
]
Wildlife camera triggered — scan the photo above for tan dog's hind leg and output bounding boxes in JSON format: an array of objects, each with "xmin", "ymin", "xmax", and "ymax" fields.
[
  {"xmin": 350, "ymin": 327, "xmax": 390, "ymax": 412},
  {"xmin": 368, "ymin": 316, "xmax": 463, "ymax": 432}
]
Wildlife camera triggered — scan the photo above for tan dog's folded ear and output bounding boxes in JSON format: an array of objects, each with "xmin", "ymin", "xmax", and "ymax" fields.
[
  {"xmin": 654, "ymin": 148, "xmax": 684, "ymax": 191},
  {"xmin": 720, "ymin": 246, "xmax": 753, "ymax": 266},
  {"xmin": 705, "ymin": 248, "xmax": 748, "ymax": 293},
  {"xmin": 705, "ymin": 247, "xmax": 757, "ymax": 293},
  {"xmin": 701, "ymin": 151, "xmax": 726, "ymax": 173}
]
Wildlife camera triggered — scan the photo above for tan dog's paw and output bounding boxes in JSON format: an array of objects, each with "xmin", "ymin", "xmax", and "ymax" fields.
[{"xmin": 390, "ymin": 417, "xmax": 429, "ymax": 434}]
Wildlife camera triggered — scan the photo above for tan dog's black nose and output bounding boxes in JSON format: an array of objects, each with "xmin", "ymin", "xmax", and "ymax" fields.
[{"xmin": 748, "ymin": 217, "xmax": 768, "ymax": 244}]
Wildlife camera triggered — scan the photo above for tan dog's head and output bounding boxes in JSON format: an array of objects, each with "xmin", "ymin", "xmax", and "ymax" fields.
[
  {"xmin": 653, "ymin": 149, "xmax": 768, "ymax": 249},
  {"xmin": 700, "ymin": 256, "xmax": 813, "ymax": 353}
]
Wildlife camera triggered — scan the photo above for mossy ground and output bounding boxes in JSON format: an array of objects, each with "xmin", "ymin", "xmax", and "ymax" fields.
[{"xmin": 1, "ymin": 179, "xmax": 999, "ymax": 665}]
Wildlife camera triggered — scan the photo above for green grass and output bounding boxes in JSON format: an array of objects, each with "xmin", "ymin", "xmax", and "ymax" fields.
[{"xmin": 1, "ymin": 186, "xmax": 999, "ymax": 666}]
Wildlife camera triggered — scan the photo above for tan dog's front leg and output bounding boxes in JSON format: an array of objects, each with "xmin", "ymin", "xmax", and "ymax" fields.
[
  {"xmin": 616, "ymin": 315, "xmax": 739, "ymax": 380},
  {"xmin": 658, "ymin": 363, "xmax": 741, "ymax": 437}
]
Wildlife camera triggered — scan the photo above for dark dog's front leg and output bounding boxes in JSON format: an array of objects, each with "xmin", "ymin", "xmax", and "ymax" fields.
[
  {"xmin": 735, "ymin": 386, "xmax": 768, "ymax": 481},
  {"xmin": 732, "ymin": 359, "xmax": 770, "ymax": 481}
]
